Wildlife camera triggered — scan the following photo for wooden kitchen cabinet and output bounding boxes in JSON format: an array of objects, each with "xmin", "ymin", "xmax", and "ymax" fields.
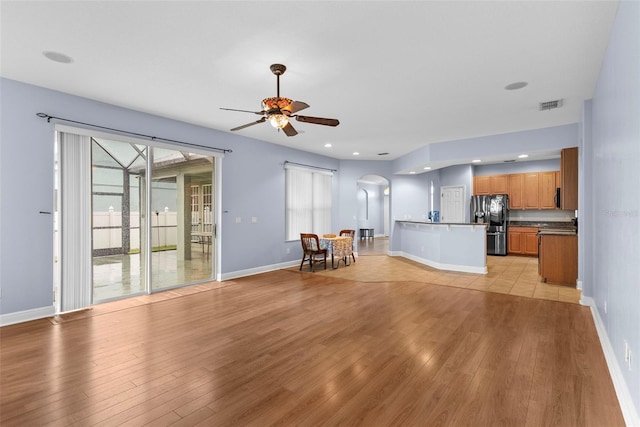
[
  {"xmin": 561, "ymin": 147, "xmax": 578, "ymax": 210},
  {"xmin": 523, "ymin": 232, "xmax": 539, "ymax": 255},
  {"xmin": 474, "ymin": 169, "xmax": 562, "ymax": 209},
  {"xmin": 523, "ymin": 173, "xmax": 540, "ymax": 209},
  {"xmin": 539, "ymin": 171, "xmax": 558, "ymax": 209},
  {"xmin": 473, "ymin": 175, "xmax": 490, "ymax": 195},
  {"xmin": 539, "ymin": 234, "xmax": 578, "ymax": 286},
  {"xmin": 508, "ymin": 230, "xmax": 522, "ymax": 254},
  {"xmin": 508, "ymin": 174, "xmax": 523, "ymax": 209},
  {"xmin": 489, "ymin": 174, "xmax": 509, "ymax": 194},
  {"xmin": 508, "ymin": 227, "xmax": 539, "ymax": 256}
]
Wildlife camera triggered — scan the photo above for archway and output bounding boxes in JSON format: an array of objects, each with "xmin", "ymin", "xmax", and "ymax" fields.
[{"xmin": 356, "ymin": 174, "xmax": 390, "ymax": 254}]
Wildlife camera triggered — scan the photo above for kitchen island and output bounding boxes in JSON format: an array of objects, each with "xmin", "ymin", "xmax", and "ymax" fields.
[
  {"xmin": 538, "ymin": 228, "xmax": 578, "ymax": 286},
  {"xmin": 391, "ymin": 221, "xmax": 488, "ymax": 274}
]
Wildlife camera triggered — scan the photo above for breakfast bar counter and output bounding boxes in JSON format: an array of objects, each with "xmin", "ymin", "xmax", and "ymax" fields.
[{"xmin": 391, "ymin": 221, "xmax": 488, "ymax": 274}]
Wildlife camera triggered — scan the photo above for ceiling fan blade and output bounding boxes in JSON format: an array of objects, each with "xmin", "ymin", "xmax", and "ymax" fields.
[
  {"xmin": 230, "ymin": 117, "xmax": 266, "ymax": 131},
  {"xmin": 282, "ymin": 122, "xmax": 298, "ymax": 137},
  {"xmin": 283, "ymin": 101, "xmax": 310, "ymax": 114},
  {"xmin": 294, "ymin": 115, "xmax": 340, "ymax": 127},
  {"xmin": 220, "ymin": 107, "xmax": 265, "ymax": 115}
]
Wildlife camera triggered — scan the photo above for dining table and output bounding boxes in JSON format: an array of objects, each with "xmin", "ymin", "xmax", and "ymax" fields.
[{"xmin": 319, "ymin": 236, "xmax": 353, "ymax": 269}]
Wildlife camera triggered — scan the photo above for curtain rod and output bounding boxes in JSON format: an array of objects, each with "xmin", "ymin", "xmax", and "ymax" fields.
[
  {"xmin": 36, "ymin": 113, "xmax": 232, "ymax": 154},
  {"xmin": 284, "ymin": 160, "xmax": 337, "ymax": 172}
]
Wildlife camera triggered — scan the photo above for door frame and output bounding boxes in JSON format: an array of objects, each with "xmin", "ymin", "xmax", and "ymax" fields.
[
  {"xmin": 54, "ymin": 124, "xmax": 224, "ymax": 312},
  {"xmin": 440, "ymin": 185, "xmax": 466, "ymax": 223}
]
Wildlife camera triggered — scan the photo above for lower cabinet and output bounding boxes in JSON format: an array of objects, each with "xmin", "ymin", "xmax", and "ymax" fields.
[
  {"xmin": 508, "ymin": 227, "xmax": 539, "ymax": 256},
  {"xmin": 539, "ymin": 234, "xmax": 578, "ymax": 286}
]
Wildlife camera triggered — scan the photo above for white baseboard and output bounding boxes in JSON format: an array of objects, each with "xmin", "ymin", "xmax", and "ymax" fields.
[
  {"xmin": 389, "ymin": 251, "xmax": 488, "ymax": 275},
  {"xmin": 581, "ymin": 296, "xmax": 640, "ymax": 426},
  {"xmin": 0, "ymin": 305, "xmax": 55, "ymax": 327},
  {"xmin": 221, "ymin": 260, "xmax": 300, "ymax": 281}
]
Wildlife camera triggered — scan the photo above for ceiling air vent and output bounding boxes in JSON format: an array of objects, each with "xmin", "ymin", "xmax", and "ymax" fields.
[{"xmin": 539, "ymin": 99, "xmax": 563, "ymax": 111}]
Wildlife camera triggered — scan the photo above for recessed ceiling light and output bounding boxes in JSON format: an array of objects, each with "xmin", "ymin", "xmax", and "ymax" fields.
[
  {"xmin": 505, "ymin": 81, "xmax": 528, "ymax": 90},
  {"xmin": 352, "ymin": 152, "xmax": 360, "ymax": 156},
  {"xmin": 324, "ymin": 143, "xmax": 332, "ymax": 148},
  {"xmin": 518, "ymin": 154, "xmax": 529, "ymax": 158},
  {"xmin": 409, "ymin": 171, "xmax": 416, "ymax": 174},
  {"xmin": 423, "ymin": 166, "xmax": 431, "ymax": 170},
  {"xmin": 43, "ymin": 51, "xmax": 73, "ymax": 64},
  {"xmin": 472, "ymin": 159, "xmax": 481, "ymax": 163}
]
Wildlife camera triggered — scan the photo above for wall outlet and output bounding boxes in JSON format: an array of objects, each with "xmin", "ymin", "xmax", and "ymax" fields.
[
  {"xmin": 251, "ymin": 216, "xmax": 257, "ymax": 224},
  {"xmin": 624, "ymin": 340, "xmax": 632, "ymax": 370},
  {"xmin": 235, "ymin": 216, "xmax": 241, "ymax": 224},
  {"xmin": 286, "ymin": 247, "xmax": 290, "ymax": 254}
]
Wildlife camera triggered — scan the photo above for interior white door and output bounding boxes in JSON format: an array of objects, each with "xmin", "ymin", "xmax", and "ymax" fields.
[{"xmin": 441, "ymin": 185, "xmax": 466, "ymax": 223}]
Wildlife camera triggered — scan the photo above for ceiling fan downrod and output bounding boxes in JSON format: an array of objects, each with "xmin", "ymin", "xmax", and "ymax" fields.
[{"xmin": 270, "ymin": 63, "xmax": 286, "ymax": 99}]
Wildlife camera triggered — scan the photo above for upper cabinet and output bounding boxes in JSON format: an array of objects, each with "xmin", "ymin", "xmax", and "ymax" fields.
[
  {"xmin": 473, "ymin": 175, "xmax": 490, "ymax": 195},
  {"xmin": 508, "ymin": 174, "xmax": 524, "ymax": 209},
  {"xmin": 561, "ymin": 147, "xmax": 578, "ymax": 210},
  {"xmin": 490, "ymin": 175, "xmax": 509, "ymax": 194},
  {"xmin": 539, "ymin": 171, "xmax": 558, "ymax": 209},
  {"xmin": 473, "ymin": 174, "xmax": 508, "ymax": 195},
  {"xmin": 523, "ymin": 173, "xmax": 540, "ymax": 209},
  {"xmin": 474, "ymin": 159, "xmax": 574, "ymax": 210}
]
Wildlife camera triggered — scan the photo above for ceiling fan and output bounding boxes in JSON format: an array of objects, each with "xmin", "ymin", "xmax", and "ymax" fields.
[{"xmin": 220, "ymin": 64, "xmax": 339, "ymax": 137}]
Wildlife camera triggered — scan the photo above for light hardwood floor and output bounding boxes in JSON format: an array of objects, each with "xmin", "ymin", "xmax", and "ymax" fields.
[{"xmin": 0, "ymin": 251, "xmax": 623, "ymax": 426}]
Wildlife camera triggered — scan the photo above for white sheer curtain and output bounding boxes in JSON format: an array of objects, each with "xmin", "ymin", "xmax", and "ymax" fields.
[
  {"xmin": 59, "ymin": 132, "xmax": 92, "ymax": 312},
  {"xmin": 285, "ymin": 164, "xmax": 332, "ymax": 240}
]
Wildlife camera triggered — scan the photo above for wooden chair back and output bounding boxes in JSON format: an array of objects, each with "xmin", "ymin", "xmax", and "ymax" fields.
[
  {"xmin": 300, "ymin": 233, "xmax": 320, "ymax": 252},
  {"xmin": 339, "ymin": 229, "xmax": 355, "ymax": 239}
]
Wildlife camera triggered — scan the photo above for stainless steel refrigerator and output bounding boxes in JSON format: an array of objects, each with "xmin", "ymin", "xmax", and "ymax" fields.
[{"xmin": 470, "ymin": 194, "xmax": 509, "ymax": 256}]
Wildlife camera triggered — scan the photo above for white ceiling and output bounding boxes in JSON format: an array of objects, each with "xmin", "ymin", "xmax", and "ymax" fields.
[{"xmin": 1, "ymin": 1, "xmax": 618, "ymax": 167}]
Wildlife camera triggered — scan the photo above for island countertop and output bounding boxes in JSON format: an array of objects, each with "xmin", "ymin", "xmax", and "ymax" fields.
[{"xmin": 395, "ymin": 220, "xmax": 488, "ymax": 227}]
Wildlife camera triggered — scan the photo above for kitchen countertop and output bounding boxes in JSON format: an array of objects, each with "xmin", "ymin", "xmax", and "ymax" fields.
[
  {"xmin": 509, "ymin": 221, "xmax": 577, "ymax": 235},
  {"xmin": 396, "ymin": 220, "xmax": 488, "ymax": 227},
  {"xmin": 538, "ymin": 228, "xmax": 577, "ymax": 236},
  {"xmin": 509, "ymin": 221, "xmax": 574, "ymax": 228}
]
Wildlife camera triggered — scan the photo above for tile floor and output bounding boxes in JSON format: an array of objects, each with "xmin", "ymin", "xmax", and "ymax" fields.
[{"xmin": 313, "ymin": 237, "xmax": 582, "ymax": 304}]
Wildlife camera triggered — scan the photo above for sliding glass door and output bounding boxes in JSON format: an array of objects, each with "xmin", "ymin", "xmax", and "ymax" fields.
[
  {"xmin": 91, "ymin": 138, "xmax": 147, "ymax": 302},
  {"xmin": 57, "ymin": 130, "xmax": 217, "ymax": 310},
  {"xmin": 150, "ymin": 147, "xmax": 214, "ymax": 290}
]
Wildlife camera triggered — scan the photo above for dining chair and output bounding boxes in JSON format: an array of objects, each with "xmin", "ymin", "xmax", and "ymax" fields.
[
  {"xmin": 339, "ymin": 229, "xmax": 357, "ymax": 263},
  {"xmin": 299, "ymin": 233, "xmax": 327, "ymax": 272}
]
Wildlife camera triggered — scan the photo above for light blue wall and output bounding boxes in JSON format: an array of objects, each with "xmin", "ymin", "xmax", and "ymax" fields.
[
  {"xmin": 335, "ymin": 159, "xmax": 393, "ymax": 234},
  {"xmin": 392, "ymin": 124, "xmax": 578, "ymax": 174},
  {"xmin": 473, "ymin": 158, "xmax": 561, "ymax": 176},
  {"xmin": 587, "ymin": 0, "xmax": 640, "ymax": 416},
  {"xmin": 0, "ymin": 78, "xmax": 340, "ymax": 315}
]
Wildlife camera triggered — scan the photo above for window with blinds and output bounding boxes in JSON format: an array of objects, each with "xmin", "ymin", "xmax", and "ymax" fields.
[{"xmin": 285, "ymin": 165, "xmax": 332, "ymax": 241}]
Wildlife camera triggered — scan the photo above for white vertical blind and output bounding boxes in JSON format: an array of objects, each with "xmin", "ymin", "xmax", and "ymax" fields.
[
  {"xmin": 285, "ymin": 165, "xmax": 332, "ymax": 240},
  {"xmin": 59, "ymin": 132, "xmax": 93, "ymax": 311},
  {"xmin": 312, "ymin": 172, "xmax": 332, "ymax": 235}
]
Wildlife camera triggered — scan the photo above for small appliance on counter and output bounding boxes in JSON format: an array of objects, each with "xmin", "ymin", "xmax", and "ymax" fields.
[
  {"xmin": 428, "ymin": 210, "xmax": 440, "ymax": 223},
  {"xmin": 470, "ymin": 194, "xmax": 509, "ymax": 255}
]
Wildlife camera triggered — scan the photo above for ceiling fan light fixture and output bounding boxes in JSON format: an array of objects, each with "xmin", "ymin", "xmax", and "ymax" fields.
[
  {"xmin": 269, "ymin": 114, "xmax": 289, "ymax": 129},
  {"xmin": 262, "ymin": 97, "xmax": 292, "ymax": 110}
]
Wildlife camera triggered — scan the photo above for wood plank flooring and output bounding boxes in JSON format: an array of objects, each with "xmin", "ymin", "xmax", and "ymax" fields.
[{"xmin": 0, "ymin": 259, "xmax": 624, "ymax": 426}]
